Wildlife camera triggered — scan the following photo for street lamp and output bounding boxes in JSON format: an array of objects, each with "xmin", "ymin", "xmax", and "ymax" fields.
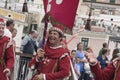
[
  {"xmin": 85, "ymin": 0, "xmax": 92, "ymax": 31},
  {"xmin": 22, "ymin": 0, "xmax": 28, "ymax": 12}
]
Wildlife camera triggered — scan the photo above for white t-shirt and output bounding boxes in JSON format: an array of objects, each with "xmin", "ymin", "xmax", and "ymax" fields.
[{"xmin": 4, "ymin": 28, "xmax": 12, "ymax": 38}]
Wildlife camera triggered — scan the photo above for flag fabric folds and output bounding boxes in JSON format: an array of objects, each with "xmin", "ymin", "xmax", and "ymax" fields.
[{"xmin": 43, "ymin": 0, "xmax": 79, "ymax": 34}]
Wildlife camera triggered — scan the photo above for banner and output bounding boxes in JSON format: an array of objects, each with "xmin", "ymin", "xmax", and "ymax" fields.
[
  {"xmin": 43, "ymin": 0, "xmax": 48, "ymax": 13},
  {"xmin": 43, "ymin": 0, "xmax": 79, "ymax": 30}
]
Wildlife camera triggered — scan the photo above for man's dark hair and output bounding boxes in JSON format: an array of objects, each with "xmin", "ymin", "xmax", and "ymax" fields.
[
  {"xmin": 101, "ymin": 49, "xmax": 108, "ymax": 55},
  {"xmin": 29, "ymin": 30, "xmax": 36, "ymax": 34},
  {"xmin": 11, "ymin": 28, "xmax": 17, "ymax": 33},
  {"xmin": 71, "ymin": 50, "xmax": 76, "ymax": 53},
  {"xmin": 86, "ymin": 47, "xmax": 90, "ymax": 51},
  {"xmin": 62, "ymin": 36, "xmax": 66, "ymax": 39},
  {"xmin": 112, "ymin": 48, "xmax": 119, "ymax": 57},
  {"xmin": 111, "ymin": 48, "xmax": 120, "ymax": 61},
  {"xmin": 103, "ymin": 42, "xmax": 107, "ymax": 48},
  {"xmin": 6, "ymin": 19, "xmax": 14, "ymax": 27}
]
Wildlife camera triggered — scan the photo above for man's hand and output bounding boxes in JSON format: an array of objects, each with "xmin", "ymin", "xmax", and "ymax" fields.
[
  {"xmin": 85, "ymin": 52, "xmax": 97, "ymax": 65},
  {"xmin": 34, "ymin": 73, "xmax": 44, "ymax": 80},
  {"xmin": 37, "ymin": 48, "xmax": 45, "ymax": 58},
  {"xmin": 20, "ymin": 51, "xmax": 23, "ymax": 54},
  {"xmin": 3, "ymin": 68, "xmax": 11, "ymax": 76}
]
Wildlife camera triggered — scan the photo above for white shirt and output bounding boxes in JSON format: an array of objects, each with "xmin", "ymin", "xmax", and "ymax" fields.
[{"xmin": 4, "ymin": 28, "xmax": 12, "ymax": 38}]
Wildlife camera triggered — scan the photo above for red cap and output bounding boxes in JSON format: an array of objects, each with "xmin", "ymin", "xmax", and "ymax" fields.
[
  {"xmin": 49, "ymin": 25, "xmax": 64, "ymax": 36},
  {"xmin": 0, "ymin": 18, "xmax": 5, "ymax": 25}
]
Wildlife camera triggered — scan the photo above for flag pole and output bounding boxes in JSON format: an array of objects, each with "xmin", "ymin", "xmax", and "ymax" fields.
[
  {"xmin": 42, "ymin": 21, "xmax": 48, "ymax": 49},
  {"xmin": 41, "ymin": 14, "xmax": 49, "ymax": 49}
]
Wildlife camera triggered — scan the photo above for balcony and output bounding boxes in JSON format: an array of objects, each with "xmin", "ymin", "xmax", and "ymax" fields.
[
  {"xmin": 83, "ymin": 0, "xmax": 120, "ymax": 5},
  {"xmin": 0, "ymin": 2, "xmax": 44, "ymax": 14}
]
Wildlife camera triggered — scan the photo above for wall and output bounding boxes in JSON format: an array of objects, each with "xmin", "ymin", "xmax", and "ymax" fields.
[
  {"xmin": 66, "ymin": 31, "xmax": 109, "ymax": 57},
  {"xmin": 88, "ymin": 37, "xmax": 108, "ymax": 57},
  {"xmin": 66, "ymin": 34, "xmax": 80, "ymax": 51},
  {"xmin": 14, "ymin": 23, "xmax": 24, "ymax": 52}
]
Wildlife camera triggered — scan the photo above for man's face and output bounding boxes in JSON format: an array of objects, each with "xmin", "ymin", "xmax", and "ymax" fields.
[
  {"xmin": 0, "ymin": 25, "xmax": 5, "ymax": 37},
  {"xmin": 48, "ymin": 30, "xmax": 61, "ymax": 46},
  {"xmin": 10, "ymin": 23, "xmax": 14, "ymax": 31},
  {"xmin": 12, "ymin": 30, "xmax": 17, "ymax": 38},
  {"xmin": 33, "ymin": 33, "xmax": 38, "ymax": 39}
]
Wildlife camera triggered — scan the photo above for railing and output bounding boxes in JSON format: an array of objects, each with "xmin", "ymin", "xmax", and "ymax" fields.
[
  {"xmin": 13, "ymin": 52, "xmax": 34, "ymax": 80},
  {"xmin": 0, "ymin": 2, "xmax": 44, "ymax": 13}
]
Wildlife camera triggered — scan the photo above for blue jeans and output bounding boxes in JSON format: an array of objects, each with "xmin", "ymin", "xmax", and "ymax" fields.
[
  {"xmin": 78, "ymin": 71, "xmax": 85, "ymax": 80},
  {"xmin": 84, "ymin": 73, "xmax": 92, "ymax": 80}
]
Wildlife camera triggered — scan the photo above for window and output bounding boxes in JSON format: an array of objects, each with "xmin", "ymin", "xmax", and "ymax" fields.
[
  {"xmin": 30, "ymin": 24, "xmax": 37, "ymax": 32},
  {"xmin": 110, "ymin": 0, "xmax": 115, "ymax": 4},
  {"xmin": 27, "ymin": 0, "xmax": 34, "ymax": 2},
  {"xmin": 81, "ymin": 38, "xmax": 89, "ymax": 50},
  {"xmin": 83, "ymin": 0, "xmax": 96, "ymax": 2}
]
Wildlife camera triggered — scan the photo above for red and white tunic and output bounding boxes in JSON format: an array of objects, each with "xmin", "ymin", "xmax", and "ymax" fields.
[
  {"xmin": 0, "ymin": 36, "xmax": 14, "ymax": 80},
  {"xmin": 29, "ymin": 43, "xmax": 70, "ymax": 80}
]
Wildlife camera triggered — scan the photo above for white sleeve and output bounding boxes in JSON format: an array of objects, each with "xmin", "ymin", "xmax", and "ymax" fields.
[{"xmin": 43, "ymin": 74, "xmax": 46, "ymax": 80}]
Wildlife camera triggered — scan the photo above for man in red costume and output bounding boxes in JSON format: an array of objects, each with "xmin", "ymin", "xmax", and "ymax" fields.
[
  {"xmin": 85, "ymin": 50, "xmax": 120, "ymax": 80},
  {"xmin": 0, "ymin": 18, "xmax": 14, "ymax": 80},
  {"xmin": 29, "ymin": 25, "xmax": 70, "ymax": 80}
]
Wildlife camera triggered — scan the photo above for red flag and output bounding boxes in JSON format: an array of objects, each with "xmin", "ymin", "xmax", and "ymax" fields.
[
  {"xmin": 43, "ymin": 0, "xmax": 79, "ymax": 30},
  {"xmin": 43, "ymin": 0, "xmax": 48, "ymax": 13}
]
